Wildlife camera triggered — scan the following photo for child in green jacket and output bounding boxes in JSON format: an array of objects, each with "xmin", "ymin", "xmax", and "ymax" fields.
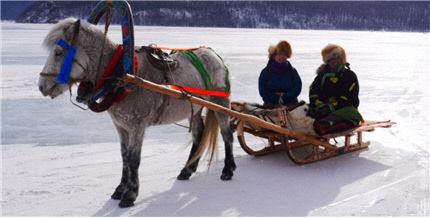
[{"xmin": 309, "ymin": 44, "xmax": 363, "ymax": 135}]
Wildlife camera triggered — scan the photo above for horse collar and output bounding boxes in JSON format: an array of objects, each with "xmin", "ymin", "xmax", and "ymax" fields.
[{"xmin": 77, "ymin": 44, "xmax": 136, "ymax": 113}]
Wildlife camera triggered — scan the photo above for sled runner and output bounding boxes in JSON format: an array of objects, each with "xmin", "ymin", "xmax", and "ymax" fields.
[{"xmin": 121, "ymin": 74, "xmax": 395, "ymax": 164}]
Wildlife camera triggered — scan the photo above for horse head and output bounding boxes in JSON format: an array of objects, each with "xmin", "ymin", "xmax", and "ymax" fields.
[{"xmin": 38, "ymin": 18, "xmax": 113, "ymax": 99}]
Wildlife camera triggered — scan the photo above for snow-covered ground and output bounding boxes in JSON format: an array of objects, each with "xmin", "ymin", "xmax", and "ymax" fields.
[{"xmin": 1, "ymin": 22, "xmax": 429, "ymax": 216}]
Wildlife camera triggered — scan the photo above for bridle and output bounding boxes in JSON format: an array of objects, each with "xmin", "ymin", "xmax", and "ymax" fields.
[
  {"xmin": 39, "ymin": 17, "xmax": 130, "ymax": 112},
  {"xmin": 39, "ymin": 20, "xmax": 89, "ymax": 85},
  {"xmin": 39, "ymin": 20, "xmax": 93, "ymax": 110}
]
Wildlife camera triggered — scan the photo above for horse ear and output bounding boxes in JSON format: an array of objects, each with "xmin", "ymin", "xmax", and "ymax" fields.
[
  {"xmin": 71, "ymin": 20, "xmax": 81, "ymax": 45},
  {"xmin": 64, "ymin": 19, "xmax": 81, "ymax": 44},
  {"xmin": 73, "ymin": 20, "xmax": 81, "ymax": 34}
]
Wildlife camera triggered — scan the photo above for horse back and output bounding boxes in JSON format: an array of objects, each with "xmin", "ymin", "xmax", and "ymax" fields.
[{"xmin": 170, "ymin": 48, "xmax": 230, "ymax": 94}]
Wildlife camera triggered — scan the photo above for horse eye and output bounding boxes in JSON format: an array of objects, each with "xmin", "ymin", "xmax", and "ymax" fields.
[{"xmin": 55, "ymin": 50, "xmax": 63, "ymax": 56}]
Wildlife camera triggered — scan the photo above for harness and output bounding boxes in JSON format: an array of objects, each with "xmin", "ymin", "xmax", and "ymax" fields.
[
  {"xmin": 138, "ymin": 45, "xmax": 231, "ymax": 97},
  {"xmin": 88, "ymin": 0, "xmax": 135, "ymax": 76},
  {"xmin": 77, "ymin": 44, "xmax": 137, "ymax": 112},
  {"xmin": 40, "ymin": 3, "xmax": 231, "ymax": 113}
]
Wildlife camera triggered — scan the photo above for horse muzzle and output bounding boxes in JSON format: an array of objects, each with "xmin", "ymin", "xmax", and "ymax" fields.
[
  {"xmin": 38, "ymin": 73, "xmax": 63, "ymax": 98},
  {"xmin": 39, "ymin": 82, "xmax": 58, "ymax": 99}
]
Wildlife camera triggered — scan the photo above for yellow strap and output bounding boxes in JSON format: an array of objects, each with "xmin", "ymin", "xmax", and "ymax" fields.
[
  {"xmin": 340, "ymin": 96, "xmax": 348, "ymax": 100},
  {"xmin": 328, "ymin": 96, "xmax": 338, "ymax": 106},
  {"xmin": 310, "ymin": 94, "xmax": 319, "ymax": 99},
  {"xmin": 349, "ymin": 82, "xmax": 356, "ymax": 92}
]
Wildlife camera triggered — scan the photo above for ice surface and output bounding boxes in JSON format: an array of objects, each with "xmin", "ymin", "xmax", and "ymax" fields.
[{"xmin": 1, "ymin": 22, "xmax": 429, "ymax": 216}]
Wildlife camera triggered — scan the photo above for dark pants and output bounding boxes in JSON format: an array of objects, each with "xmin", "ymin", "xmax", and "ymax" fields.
[{"xmin": 313, "ymin": 114, "xmax": 356, "ymax": 135}]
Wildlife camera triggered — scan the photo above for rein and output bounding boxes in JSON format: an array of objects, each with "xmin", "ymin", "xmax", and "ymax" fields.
[{"xmin": 39, "ymin": 72, "xmax": 89, "ymax": 84}]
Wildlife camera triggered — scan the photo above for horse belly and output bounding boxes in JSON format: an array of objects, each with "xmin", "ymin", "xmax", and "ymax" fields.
[{"xmin": 156, "ymin": 97, "xmax": 203, "ymax": 125}]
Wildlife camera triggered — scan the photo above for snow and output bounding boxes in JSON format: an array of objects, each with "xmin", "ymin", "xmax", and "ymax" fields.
[{"xmin": 1, "ymin": 22, "xmax": 429, "ymax": 216}]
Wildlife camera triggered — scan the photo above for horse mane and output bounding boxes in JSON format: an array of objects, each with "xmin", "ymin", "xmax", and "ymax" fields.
[{"xmin": 42, "ymin": 17, "xmax": 109, "ymax": 50}]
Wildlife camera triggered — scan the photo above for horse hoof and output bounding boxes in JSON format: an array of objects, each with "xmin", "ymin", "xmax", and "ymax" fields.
[
  {"xmin": 220, "ymin": 173, "xmax": 233, "ymax": 181},
  {"xmin": 177, "ymin": 168, "xmax": 192, "ymax": 180},
  {"xmin": 119, "ymin": 200, "xmax": 135, "ymax": 208},
  {"xmin": 177, "ymin": 175, "xmax": 190, "ymax": 180},
  {"xmin": 111, "ymin": 192, "xmax": 122, "ymax": 200},
  {"xmin": 220, "ymin": 165, "xmax": 235, "ymax": 180}
]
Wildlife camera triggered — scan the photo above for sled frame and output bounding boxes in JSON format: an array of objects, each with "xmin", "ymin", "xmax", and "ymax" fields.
[{"xmin": 232, "ymin": 119, "xmax": 395, "ymax": 164}]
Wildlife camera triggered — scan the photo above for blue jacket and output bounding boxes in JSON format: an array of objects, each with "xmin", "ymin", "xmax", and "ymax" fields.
[{"xmin": 258, "ymin": 61, "xmax": 302, "ymax": 106}]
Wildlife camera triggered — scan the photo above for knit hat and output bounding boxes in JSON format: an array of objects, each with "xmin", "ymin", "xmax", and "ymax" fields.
[
  {"xmin": 268, "ymin": 40, "xmax": 292, "ymax": 58},
  {"xmin": 321, "ymin": 44, "xmax": 346, "ymax": 63}
]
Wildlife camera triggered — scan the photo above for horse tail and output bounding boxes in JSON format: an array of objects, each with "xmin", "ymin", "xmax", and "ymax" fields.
[{"xmin": 187, "ymin": 109, "xmax": 219, "ymax": 167}]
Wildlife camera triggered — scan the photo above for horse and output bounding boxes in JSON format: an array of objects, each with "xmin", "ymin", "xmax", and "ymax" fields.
[{"xmin": 38, "ymin": 18, "xmax": 236, "ymax": 208}]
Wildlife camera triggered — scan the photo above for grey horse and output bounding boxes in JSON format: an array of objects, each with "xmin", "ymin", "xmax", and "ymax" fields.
[{"xmin": 38, "ymin": 18, "xmax": 236, "ymax": 208}]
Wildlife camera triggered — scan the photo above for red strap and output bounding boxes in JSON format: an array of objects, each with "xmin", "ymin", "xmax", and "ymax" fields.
[
  {"xmin": 114, "ymin": 90, "xmax": 132, "ymax": 103},
  {"xmin": 91, "ymin": 44, "xmax": 137, "ymax": 105},
  {"xmin": 95, "ymin": 45, "xmax": 124, "ymax": 90},
  {"xmin": 134, "ymin": 54, "xmax": 138, "ymax": 72},
  {"xmin": 169, "ymin": 85, "xmax": 230, "ymax": 98},
  {"xmin": 94, "ymin": 45, "xmax": 138, "ymax": 90}
]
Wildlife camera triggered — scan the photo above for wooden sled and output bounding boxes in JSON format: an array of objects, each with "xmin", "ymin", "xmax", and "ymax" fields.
[
  {"xmin": 231, "ymin": 108, "xmax": 395, "ymax": 164},
  {"xmin": 121, "ymin": 74, "xmax": 396, "ymax": 164}
]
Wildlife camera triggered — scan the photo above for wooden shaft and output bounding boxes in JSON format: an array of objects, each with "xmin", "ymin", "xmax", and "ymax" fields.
[{"xmin": 123, "ymin": 74, "xmax": 336, "ymax": 149}]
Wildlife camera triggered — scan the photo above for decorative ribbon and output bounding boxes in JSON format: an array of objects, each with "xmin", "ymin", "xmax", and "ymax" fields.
[
  {"xmin": 169, "ymin": 85, "xmax": 230, "ymax": 98},
  {"xmin": 56, "ymin": 39, "xmax": 77, "ymax": 84}
]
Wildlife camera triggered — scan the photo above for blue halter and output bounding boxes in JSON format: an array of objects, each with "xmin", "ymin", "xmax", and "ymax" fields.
[{"xmin": 56, "ymin": 39, "xmax": 77, "ymax": 84}]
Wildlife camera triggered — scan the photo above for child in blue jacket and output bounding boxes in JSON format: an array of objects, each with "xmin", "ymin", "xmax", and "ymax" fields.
[{"xmin": 258, "ymin": 40, "xmax": 302, "ymax": 107}]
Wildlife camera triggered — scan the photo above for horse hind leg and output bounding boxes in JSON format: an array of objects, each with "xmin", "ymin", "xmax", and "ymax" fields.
[
  {"xmin": 213, "ymin": 98, "xmax": 236, "ymax": 180},
  {"xmin": 219, "ymin": 125, "xmax": 235, "ymax": 180},
  {"xmin": 177, "ymin": 109, "xmax": 204, "ymax": 180}
]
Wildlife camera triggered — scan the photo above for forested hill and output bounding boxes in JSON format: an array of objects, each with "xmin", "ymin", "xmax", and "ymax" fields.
[{"xmin": 12, "ymin": 1, "xmax": 430, "ymax": 32}]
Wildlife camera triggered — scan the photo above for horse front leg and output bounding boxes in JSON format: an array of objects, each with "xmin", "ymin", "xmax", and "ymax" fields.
[
  {"xmin": 111, "ymin": 124, "xmax": 129, "ymax": 200},
  {"xmin": 118, "ymin": 126, "xmax": 145, "ymax": 208}
]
